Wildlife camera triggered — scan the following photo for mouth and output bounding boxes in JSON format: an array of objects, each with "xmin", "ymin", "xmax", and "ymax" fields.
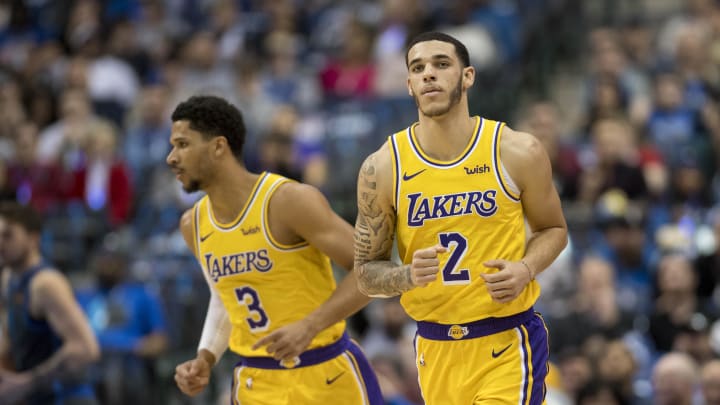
[{"xmin": 421, "ymin": 87, "xmax": 443, "ymax": 95}]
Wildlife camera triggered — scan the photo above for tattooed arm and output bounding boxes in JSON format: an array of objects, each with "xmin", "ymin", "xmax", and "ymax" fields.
[{"xmin": 354, "ymin": 146, "xmax": 445, "ymax": 297}]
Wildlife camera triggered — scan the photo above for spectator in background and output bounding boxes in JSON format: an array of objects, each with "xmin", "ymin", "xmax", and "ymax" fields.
[
  {"xmin": 579, "ymin": 119, "xmax": 647, "ymax": 203},
  {"xmin": 68, "ymin": 120, "xmax": 133, "ymax": 227},
  {"xmin": 361, "ymin": 297, "xmax": 413, "ymax": 359},
  {"xmin": 595, "ymin": 339, "xmax": 639, "ymax": 403},
  {"xmin": 36, "ymin": 87, "xmax": 104, "ymax": 168},
  {"xmin": 646, "ymin": 70, "xmax": 708, "ymax": 170},
  {"xmin": 517, "ymin": 101, "xmax": 581, "ymax": 199},
  {"xmin": 122, "ymin": 83, "xmax": 171, "ymax": 196},
  {"xmin": 649, "ymin": 254, "xmax": 716, "ymax": 353},
  {"xmin": 320, "ymin": 18, "xmax": 376, "ymax": 99},
  {"xmin": 557, "ymin": 349, "xmax": 595, "ymax": 403},
  {"xmin": 77, "ymin": 250, "xmax": 169, "ymax": 405},
  {"xmin": 576, "ymin": 381, "xmax": 628, "ymax": 405},
  {"xmin": 651, "ymin": 351, "xmax": 698, "ymax": 405},
  {"xmin": 5, "ymin": 121, "xmax": 71, "ymax": 213},
  {"xmin": 585, "ymin": 28, "xmax": 652, "ymax": 127},
  {"xmin": 701, "ymin": 359, "xmax": 720, "ymax": 405},
  {"xmin": 370, "ymin": 354, "xmax": 416, "ymax": 405},
  {"xmin": 695, "ymin": 211, "xmax": 720, "ymax": 300},
  {"xmin": 548, "ymin": 255, "xmax": 635, "ymax": 354}
]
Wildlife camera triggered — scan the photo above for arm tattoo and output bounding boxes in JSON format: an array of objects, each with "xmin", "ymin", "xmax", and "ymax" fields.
[{"xmin": 354, "ymin": 155, "xmax": 415, "ymax": 297}]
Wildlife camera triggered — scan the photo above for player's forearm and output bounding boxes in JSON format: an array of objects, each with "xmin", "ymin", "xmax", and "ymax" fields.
[
  {"xmin": 197, "ymin": 292, "xmax": 230, "ymax": 365},
  {"xmin": 304, "ymin": 270, "xmax": 371, "ymax": 334},
  {"xmin": 356, "ymin": 261, "xmax": 414, "ymax": 298},
  {"xmin": 522, "ymin": 226, "xmax": 568, "ymax": 278},
  {"xmin": 28, "ymin": 340, "xmax": 99, "ymax": 388}
]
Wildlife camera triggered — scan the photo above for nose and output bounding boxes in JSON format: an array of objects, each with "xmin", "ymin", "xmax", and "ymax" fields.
[
  {"xmin": 166, "ymin": 148, "xmax": 176, "ymax": 166},
  {"xmin": 422, "ymin": 65, "xmax": 436, "ymax": 82}
]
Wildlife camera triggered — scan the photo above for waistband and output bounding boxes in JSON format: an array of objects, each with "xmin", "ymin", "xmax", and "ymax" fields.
[
  {"xmin": 238, "ymin": 332, "xmax": 350, "ymax": 369},
  {"xmin": 416, "ymin": 308, "xmax": 536, "ymax": 341}
]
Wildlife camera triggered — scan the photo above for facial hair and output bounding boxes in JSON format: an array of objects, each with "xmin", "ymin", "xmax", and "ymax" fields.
[
  {"xmin": 183, "ymin": 179, "xmax": 201, "ymax": 193},
  {"xmin": 413, "ymin": 75, "xmax": 463, "ymax": 118},
  {"xmin": 5, "ymin": 244, "xmax": 30, "ymax": 271}
]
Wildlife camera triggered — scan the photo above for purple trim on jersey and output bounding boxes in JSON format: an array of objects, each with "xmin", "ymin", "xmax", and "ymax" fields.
[
  {"xmin": 408, "ymin": 118, "xmax": 483, "ymax": 167},
  {"xmin": 416, "ymin": 308, "xmax": 534, "ymax": 341},
  {"xmin": 526, "ymin": 315, "xmax": 549, "ymax": 405},
  {"xmin": 237, "ymin": 332, "xmax": 350, "ymax": 369},
  {"xmin": 391, "ymin": 134, "xmax": 402, "ymax": 210},
  {"xmin": 347, "ymin": 340, "xmax": 384, "ymax": 405},
  {"xmin": 520, "ymin": 326, "xmax": 529, "ymax": 405},
  {"xmin": 491, "ymin": 123, "xmax": 521, "ymax": 202}
]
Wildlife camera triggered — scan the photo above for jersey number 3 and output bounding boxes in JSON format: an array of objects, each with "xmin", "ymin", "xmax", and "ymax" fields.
[
  {"xmin": 439, "ymin": 232, "xmax": 470, "ymax": 284},
  {"xmin": 235, "ymin": 286, "xmax": 270, "ymax": 332}
]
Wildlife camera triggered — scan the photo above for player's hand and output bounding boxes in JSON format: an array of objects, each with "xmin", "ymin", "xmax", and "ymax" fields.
[
  {"xmin": 480, "ymin": 259, "xmax": 533, "ymax": 303},
  {"xmin": 251, "ymin": 319, "xmax": 318, "ymax": 361},
  {"xmin": 174, "ymin": 356, "xmax": 212, "ymax": 397},
  {"xmin": 410, "ymin": 244, "xmax": 447, "ymax": 287},
  {"xmin": 0, "ymin": 369, "xmax": 33, "ymax": 403}
]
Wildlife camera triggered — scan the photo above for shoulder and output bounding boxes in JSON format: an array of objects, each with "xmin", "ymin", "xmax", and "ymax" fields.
[
  {"xmin": 499, "ymin": 126, "xmax": 550, "ymax": 189},
  {"xmin": 361, "ymin": 141, "xmax": 393, "ymax": 174},
  {"xmin": 499, "ymin": 126, "xmax": 545, "ymax": 162},
  {"xmin": 179, "ymin": 208, "xmax": 195, "ymax": 245},
  {"xmin": 270, "ymin": 181, "xmax": 330, "ymax": 216},
  {"xmin": 30, "ymin": 269, "xmax": 72, "ymax": 300}
]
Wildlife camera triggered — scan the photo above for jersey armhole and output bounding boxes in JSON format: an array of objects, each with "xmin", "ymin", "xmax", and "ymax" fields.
[
  {"xmin": 262, "ymin": 178, "xmax": 310, "ymax": 251},
  {"xmin": 389, "ymin": 135, "xmax": 401, "ymax": 211},
  {"xmin": 493, "ymin": 122, "xmax": 521, "ymax": 202},
  {"xmin": 192, "ymin": 203, "xmax": 200, "ymax": 258}
]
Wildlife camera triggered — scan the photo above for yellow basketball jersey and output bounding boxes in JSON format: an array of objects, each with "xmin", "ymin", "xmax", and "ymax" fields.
[
  {"xmin": 390, "ymin": 117, "xmax": 540, "ymax": 323},
  {"xmin": 191, "ymin": 172, "xmax": 345, "ymax": 357}
]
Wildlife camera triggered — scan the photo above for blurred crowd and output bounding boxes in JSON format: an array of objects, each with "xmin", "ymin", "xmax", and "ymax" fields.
[{"xmin": 0, "ymin": 0, "xmax": 719, "ymax": 404}]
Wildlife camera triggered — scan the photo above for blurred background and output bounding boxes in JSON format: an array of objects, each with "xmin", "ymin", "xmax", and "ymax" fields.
[{"xmin": 0, "ymin": 0, "xmax": 719, "ymax": 404}]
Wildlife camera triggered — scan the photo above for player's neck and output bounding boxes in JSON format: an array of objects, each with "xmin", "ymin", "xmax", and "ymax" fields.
[
  {"xmin": 12, "ymin": 250, "xmax": 41, "ymax": 274},
  {"xmin": 415, "ymin": 105, "xmax": 476, "ymax": 161},
  {"xmin": 204, "ymin": 167, "xmax": 261, "ymax": 224}
]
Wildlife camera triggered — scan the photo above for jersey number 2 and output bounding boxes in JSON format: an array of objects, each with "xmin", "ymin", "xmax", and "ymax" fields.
[
  {"xmin": 235, "ymin": 286, "xmax": 270, "ymax": 332},
  {"xmin": 439, "ymin": 232, "xmax": 470, "ymax": 284}
]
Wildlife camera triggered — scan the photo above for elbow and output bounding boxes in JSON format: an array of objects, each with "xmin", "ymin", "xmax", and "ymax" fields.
[
  {"xmin": 355, "ymin": 266, "xmax": 371, "ymax": 297},
  {"xmin": 81, "ymin": 337, "xmax": 101, "ymax": 365},
  {"xmin": 559, "ymin": 226, "xmax": 569, "ymax": 250}
]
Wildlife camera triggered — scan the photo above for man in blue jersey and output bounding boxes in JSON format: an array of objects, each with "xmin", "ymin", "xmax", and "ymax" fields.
[{"xmin": 0, "ymin": 202, "xmax": 100, "ymax": 405}]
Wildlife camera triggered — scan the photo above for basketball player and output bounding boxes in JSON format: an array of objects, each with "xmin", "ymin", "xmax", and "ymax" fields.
[
  {"xmin": 169, "ymin": 96, "xmax": 382, "ymax": 404},
  {"xmin": 0, "ymin": 202, "xmax": 99, "ymax": 405},
  {"xmin": 354, "ymin": 32, "xmax": 568, "ymax": 404}
]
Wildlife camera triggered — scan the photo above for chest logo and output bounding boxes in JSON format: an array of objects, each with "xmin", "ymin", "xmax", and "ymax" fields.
[
  {"xmin": 402, "ymin": 169, "xmax": 426, "ymax": 181},
  {"xmin": 204, "ymin": 249, "xmax": 273, "ymax": 282},
  {"xmin": 463, "ymin": 164, "xmax": 490, "ymax": 175},
  {"xmin": 406, "ymin": 190, "xmax": 498, "ymax": 226}
]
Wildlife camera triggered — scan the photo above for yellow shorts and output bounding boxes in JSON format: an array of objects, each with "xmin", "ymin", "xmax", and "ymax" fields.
[
  {"xmin": 230, "ymin": 333, "xmax": 382, "ymax": 404},
  {"xmin": 414, "ymin": 309, "xmax": 549, "ymax": 405}
]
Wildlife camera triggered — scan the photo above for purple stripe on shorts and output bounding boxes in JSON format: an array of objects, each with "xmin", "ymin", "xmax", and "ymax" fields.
[
  {"xmin": 526, "ymin": 314, "xmax": 549, "ymax": 405},
  {"xmin": 347, "ymin": 340, "xmax": 384, "ymax": 405}
]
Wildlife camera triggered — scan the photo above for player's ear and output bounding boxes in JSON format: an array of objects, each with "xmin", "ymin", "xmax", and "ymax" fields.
[
  {"xmin": 214, "ymin": 136, "xmax": 228, "ymax": 157},
  {"xmin": 462, "ymin": 66, "xmax": 475, "ymax": 90},
  {"xmin": 407, "ymin": 79, "xmax": 414, "ymax": 97}
]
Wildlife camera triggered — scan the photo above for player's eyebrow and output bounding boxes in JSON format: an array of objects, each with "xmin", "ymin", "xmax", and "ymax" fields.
[{"xmin": 408, "ymin": 54, "xmax": 452, "ymax": 67}]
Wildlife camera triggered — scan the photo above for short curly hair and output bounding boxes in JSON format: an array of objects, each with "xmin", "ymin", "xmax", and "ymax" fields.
[
  {"xmin": 0, "ymin": 202, "xmax": 43, "ymax": 234},
  {"xmin": 171, "ymin": 95, "xmax": 246, "ymax": 161}
]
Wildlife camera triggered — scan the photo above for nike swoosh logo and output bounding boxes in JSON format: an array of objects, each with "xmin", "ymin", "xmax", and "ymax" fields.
[
  {"xmin": 492, "ymin": 343, "xmax": 512, "ymax": 358},
  {"xmin": 200, "ymin": 231, "xmax": 214, "ymax": 242},
  {"xmin": 402, "ymin": 169, "xmax": 426, "ymax": 181},
  {"xmin": 326, "ymin": 371, "xmax": 344, "ymax": 385}
]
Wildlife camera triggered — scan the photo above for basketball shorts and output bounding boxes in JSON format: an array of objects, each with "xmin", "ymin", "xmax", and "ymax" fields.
[
  {"xmin": 414, "ymin": 308, "xmax": 549, "ymax": 405},
  {"xmin": 230, "ymin": 332, "xmax": 383, "ymax": 404}
]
